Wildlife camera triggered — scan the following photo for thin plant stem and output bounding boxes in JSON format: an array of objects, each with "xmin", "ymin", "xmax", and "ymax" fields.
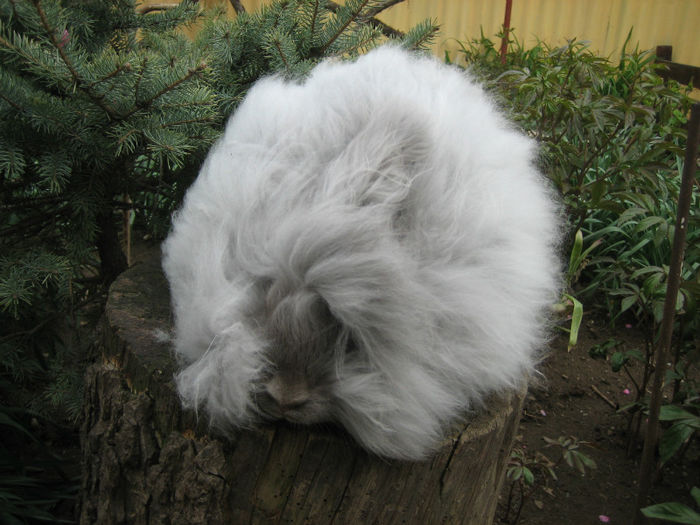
[{"xmin": 633, "ymin": 102, "xmax": 700, "ymax": 524}]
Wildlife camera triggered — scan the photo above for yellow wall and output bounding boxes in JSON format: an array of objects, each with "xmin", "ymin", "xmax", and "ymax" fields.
[
  {"xmin": 224, "ymin": 0, "xmax": 699, "ymax": 67},
  {"xmin": 146, "ymin": 0, "xmax": 699, "ymax": 67},
  {"xmin": 392, "ymin": 0, "xmax": 699, "ymax": 66}
]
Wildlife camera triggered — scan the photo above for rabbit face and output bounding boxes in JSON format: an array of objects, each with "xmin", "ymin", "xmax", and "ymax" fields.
[{"xmin": 250, "ymin": 284, "xmax": 345, "ymax": 425}]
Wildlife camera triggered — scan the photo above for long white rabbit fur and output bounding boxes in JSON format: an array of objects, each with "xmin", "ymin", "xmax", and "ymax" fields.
[{"xmin": 162, "ymin": 46, "xmax": 561, "ymax": 460}]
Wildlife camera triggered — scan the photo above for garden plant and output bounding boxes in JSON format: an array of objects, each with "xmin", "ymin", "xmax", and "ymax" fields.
[{"xmin": 457, "ymin": 31, "xmax": 699, "ymax": 522}]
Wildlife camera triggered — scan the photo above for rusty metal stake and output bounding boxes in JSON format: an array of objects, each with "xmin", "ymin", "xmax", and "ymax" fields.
[
  {"xmin": 500, "ymin": 0, "xmax": 513, "ymax": 65},
  {"xmin": 633, "ymin": 102, "xmax": 700, "ymax": 524}
]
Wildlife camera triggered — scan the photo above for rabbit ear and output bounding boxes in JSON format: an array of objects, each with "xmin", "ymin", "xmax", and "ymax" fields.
[{"xmin": 326, "ymin": 107, "xmax": 431, "ymax": 210}]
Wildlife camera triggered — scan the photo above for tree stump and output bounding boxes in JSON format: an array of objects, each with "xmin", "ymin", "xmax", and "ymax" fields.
[{"xmin": 80, "ymin": 256, "xmax": 526, "ymax": 525}]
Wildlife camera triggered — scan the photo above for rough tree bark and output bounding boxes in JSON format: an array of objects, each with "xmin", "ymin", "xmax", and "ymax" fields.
[{"xmin": 80, "ymin": 255, "xmax": 526, "ymax": 525}]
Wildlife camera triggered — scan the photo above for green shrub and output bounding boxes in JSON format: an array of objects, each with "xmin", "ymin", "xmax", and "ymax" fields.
[
  {"xmin": 456, "ymin": 30, "xmax": 697, "ymax": 332},
  {"xmin": 457, "ymin": 33, "xmax": 699, "ymax": 457}
]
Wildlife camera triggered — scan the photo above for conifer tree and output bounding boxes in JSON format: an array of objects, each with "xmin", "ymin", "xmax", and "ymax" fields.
[
  {"xmin": 0, "ymin": 0, "xmax": 437, "ymax": 341},
  {"xmin": 0, "ymin": 1, "xmax": 436, "ymax": 520}
]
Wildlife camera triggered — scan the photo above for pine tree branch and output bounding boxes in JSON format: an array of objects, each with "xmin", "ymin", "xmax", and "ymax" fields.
[
  {"xmin": 0, "ymin": 33, "xmax": 65, "ymax": 84},
  {"xmin": 342, "ymin": 25, "xmax": 382, "ymax": 55},
  {"xmin": 31, "ymin": 0, "xmax": 120, "ymax": 120},
  {"xmin": 117, "ymin": 128, "xmax": 140, "ymax": 149},
  {"xmin": 160, "ymin": 116, "xmax": 218, "ymax": 128},
  {"xmin": 160, "ymin": 100, "xmax": 215, "ymax": 109},
  {"xmin": 309, "ymin": 0, "xmax": 320, "ymax": 39},
  {"xmin": 272, "ymin": 39, "xmax": 291, "ymax": 71},
  {"xmin": 367, "ymin": 17, "xmax": 403, "ymax": 38},
  {"xmin": 402, "ymin": 19, "xmax": 439, "ymax": 50},
  {"xmin": 87, "ymin": 62, "xmax": 132, "ymax": 90},
  {"xmin": 133, "ymin": 57, "xmax": 147, "ymax": 105},
  {"xmin": 1, "ymin": 194, "xmax": 63, "ymax": 209},
  {"xmin": 318, "ymin": 0, "xmax": 372, "ymax": 55},
  {"xmin": 228, "ymin": 0, "xmax": 246, "ymax": 14},
  {"xmin": 326, "ymin": 1, "xmax": 404, "ymax": 39},
  {"xmin": 411, "ymin": 29, "xmax": 436, "ymax": 49},
  {"xmin": 0, "ymin": 86, "xmax": 90, "ymax": 147},
  {"xmin": 0, "ymin": 206, "xmax": 69, "ymax": 239},
  {"xmin": 125, "ymin": 62, "xmax": 207, "ymax": 119},
  {"xmin": 0, "ymin": 90, "xmax": 23, "ymax": 112}
]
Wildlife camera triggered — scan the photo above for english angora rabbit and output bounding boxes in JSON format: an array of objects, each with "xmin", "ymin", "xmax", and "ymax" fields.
[{"xmin": 162, "ymin": 46, "xmax": 561, "ymax": 460}]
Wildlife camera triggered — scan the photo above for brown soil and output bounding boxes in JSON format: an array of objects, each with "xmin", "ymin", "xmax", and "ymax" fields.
[{"xmin": 496, "ymin": 316, "xmax": 700, "ymax": 525}]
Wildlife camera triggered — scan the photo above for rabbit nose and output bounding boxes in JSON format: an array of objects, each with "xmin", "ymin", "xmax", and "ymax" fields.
[{"xmin": 265, "ymin": 375, "xmax": 311, "ymax": 412}]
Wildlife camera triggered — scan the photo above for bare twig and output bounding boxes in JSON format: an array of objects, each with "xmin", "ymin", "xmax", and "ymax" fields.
[
  {"xmin": 160, "ymin": 116, "xmax": 217, "ymax": 128},
  {"xmin": 360, "ymin": 0, "xmax": 406, "ymax": 20},
  {"xmin": 0, "ymin": 91, "xmax": 22, "ymax": 111},
  {"xmin": 272, "ymin": 39, "xmax": 291, "ymax": 71},
  {"xmin": 500, "ymin": 0, "xmax": 512, "ymax": 64},
  {"xmin": 591, "ymin": 385, "xmax": 617, "ymax": 409},
  {"xmin": 228, "ymin": 0, "xmax": 246, "ymax": 14},
  {"xmin": 309, "ymin": 0, "xmax": 320, "ymax": 39},
  {"xmin": 622, "ymin": 363, "xmax": 641, "ymax": 395},
  {"xmin": 136, "ymin": 3, "xmax": 180, "ymax": 15},
  {"xmin": 0, "ymin": 315, "xmax": 57, "ymax": 344},
  {"xmin": 363, "ymin": 16, "xmax": 403, "ymax": 39}
]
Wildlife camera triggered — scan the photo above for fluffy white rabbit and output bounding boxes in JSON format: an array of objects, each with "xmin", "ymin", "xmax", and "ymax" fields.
[{"xmin": 161, "ymin": 45, "xmax": 561, "ymax": 460}]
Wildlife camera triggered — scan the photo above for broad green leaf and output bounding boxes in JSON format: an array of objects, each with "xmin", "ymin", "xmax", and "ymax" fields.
[
  {"xmin": 575, "ymin": 451, "xmax": 596, "ymax": 469},
  {"xmin": 619, "ymin": 294, "xmax": 638, "ymax": 316},
  {"xmin": 563, "ymin": 294, "xmax": 583, "ymax": 349},
  {"xmin": 568, "ymin": 230, "xmax": 583, "ymax": 276},
  {"xmin": 692, "ymin": 487, "xmax": 700, "ymax": 508},
  {"xmin": 625, "ymin": 349, "xmax": 645, "ymax": 362},
  {"xmin": 630, "ymin": 266, "xmax": 664, "ymax": 280},
  {"xmin": 641, "ymin": 502, "xmax": 700, "ymax": 524},
  {"xmin": 617, "ymin": 207, "xmax": 648, "ymax": 226},
  {"xmin": 659, "ymin": 422, "xmax": 695, "ymax": 464},
  {"xmin": 590, "ymin": 180, "xmax": 607, "ymax": 205},
  {"xmin": 610, "ymin": 351, "xmax": 627, "ymax": 372},
  {"xmin": 507, "ymin": 466, "xmax": 522, "ymax": 481},
  {"xmin": 635, "ymin": 215, "xmax": 667, "ymax": 233},
  {"xmin": 659, "ymin": 405, "xmax": 697, "ymax": 422}
]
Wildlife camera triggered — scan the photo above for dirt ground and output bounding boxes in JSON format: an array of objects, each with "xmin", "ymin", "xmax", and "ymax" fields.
[{"xmin": 496, "ymin": 316, "xmax": 700, "ymax": 525}]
